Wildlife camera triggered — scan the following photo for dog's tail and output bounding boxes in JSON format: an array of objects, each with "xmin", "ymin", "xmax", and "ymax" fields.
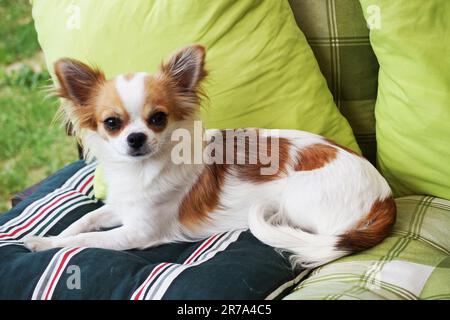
[{"xmin": 248, "ymin": 198, "xmax": 396, "ymax": 268}]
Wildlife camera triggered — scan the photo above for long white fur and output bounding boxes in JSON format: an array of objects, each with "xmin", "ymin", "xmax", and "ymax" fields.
[{"xmin": 24, "ymin": 50, "xmax": 392, "ymax": 268}]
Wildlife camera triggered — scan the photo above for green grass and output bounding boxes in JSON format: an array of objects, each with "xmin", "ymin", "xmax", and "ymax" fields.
[
  {"xmin": 0, "ymin": 0, "xmax": 78, "ymax": 212},
  {"xmin": 0, "ymin": 0, "xmax": 41, "ymax": 65}
]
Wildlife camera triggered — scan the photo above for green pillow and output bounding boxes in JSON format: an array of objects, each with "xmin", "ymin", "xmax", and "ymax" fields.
[
  {"xmin": 32, "ymin": 0, "xmax": 359, "ymax": 199},
  {"xmin": 359, "ymin": 0, "xmax": 450, "ymax": 199}
]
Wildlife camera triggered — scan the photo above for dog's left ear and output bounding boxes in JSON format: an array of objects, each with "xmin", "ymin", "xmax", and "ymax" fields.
[
  {"xmin": 54, "ymin": 58, "xmax": 105, "ymax": 106},
  {"xmin": 160, "ymin": 44, "xmax": 207, "ymax": 92}
]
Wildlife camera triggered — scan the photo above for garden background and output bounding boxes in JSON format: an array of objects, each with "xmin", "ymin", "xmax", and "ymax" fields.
[{"xmin": 0, "ymin": 0, "xmax": 77, "ymax": 211}]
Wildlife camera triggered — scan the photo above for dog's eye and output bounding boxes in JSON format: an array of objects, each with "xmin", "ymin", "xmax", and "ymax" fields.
[
  {"xmin": 104, "ymin": 117, "xmax": 122, "ymax": 131},
  {"xmin": 148, "ymin": 112, "xmax": 167, "ymax": 128}
]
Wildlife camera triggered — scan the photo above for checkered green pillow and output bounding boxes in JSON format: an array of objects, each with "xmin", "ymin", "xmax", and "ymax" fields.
[
  {"xmin": 288, "ymin": 0, "xmax": 379, "ymax": 164},
  {"xmin": 284, "ymin": 196, "xmax": 450, "ymax": 300}
]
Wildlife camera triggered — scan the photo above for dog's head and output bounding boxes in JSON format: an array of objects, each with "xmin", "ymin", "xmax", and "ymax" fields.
[{"xmin": 55, "ymin": 45, "xmax": 206, "ymax": 161}]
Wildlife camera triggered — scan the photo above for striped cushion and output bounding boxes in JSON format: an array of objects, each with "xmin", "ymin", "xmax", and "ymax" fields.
[
  {"xmin": 284, "ymin": 196, "xmax": 450, "ymax": 300},
  {"xmin": 289, "ymin": 0, "xmax": 379, "ymax": 164},
  {"xmin": 0, "ymin": 161, "xmax": 306, "ymax": 299}
]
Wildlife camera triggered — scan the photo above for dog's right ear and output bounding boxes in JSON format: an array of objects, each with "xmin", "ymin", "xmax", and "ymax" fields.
[{"xmin": 54, "ymin": 58, "xmax": 105, "ymax": 106}]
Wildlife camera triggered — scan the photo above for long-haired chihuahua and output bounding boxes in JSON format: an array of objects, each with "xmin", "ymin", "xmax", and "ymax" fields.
[{"xmin": 24, "ymin": 45, "xmax": 396, "ymax": 267}]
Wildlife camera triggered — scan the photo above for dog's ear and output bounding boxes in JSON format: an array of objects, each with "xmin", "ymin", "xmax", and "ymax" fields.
[
  {"xmin": 160, "ymin": 45, "xmax": 207, "ymax": 92},
  {"xmin": 54, "ymin": 58, "xmax": 105, "ymax": 106}
]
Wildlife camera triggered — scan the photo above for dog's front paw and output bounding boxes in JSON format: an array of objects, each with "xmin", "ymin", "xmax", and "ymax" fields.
[{"xmin": 23, "ymin": 236, "xmax": 56, "ymax": 252}]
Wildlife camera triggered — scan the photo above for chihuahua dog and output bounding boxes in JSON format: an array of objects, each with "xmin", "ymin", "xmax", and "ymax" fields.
[{"xmin": 24, "ymin": 45, "xmax": 395, "ymax": 267}]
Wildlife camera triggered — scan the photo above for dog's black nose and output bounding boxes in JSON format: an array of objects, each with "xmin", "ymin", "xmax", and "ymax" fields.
[{"xmin": 127, "ymin": 132, "xmax": 147, "ymax": 149}]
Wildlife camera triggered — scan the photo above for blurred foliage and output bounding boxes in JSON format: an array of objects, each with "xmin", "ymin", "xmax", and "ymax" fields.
[
  {"xmin": 0, "ymin": 0, "xmax": 78, "ymax": 212},
  {"xmin": 1, "ymin": 64, "xmax": 51, "ymax": 88},
  {"xmin": 0, "ymin": 0, "xmax": 41, "ymax": 65}
]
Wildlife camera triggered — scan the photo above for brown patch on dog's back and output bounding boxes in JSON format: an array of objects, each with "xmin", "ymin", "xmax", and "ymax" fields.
[
  {"xmin": 295, "ymin": 143, "xmax": 338, "ymax": 171},
  {"xmin": 234, "ymin": 136, "xmax": 292, "ymax": 183},
  {"xmin": 179, "ymin": 164, "xmax": 228, "ymax": 229},
  {"xmin": 179, "ymin": 131, "xmax": 292, "ymax": 228},
  {"xmin": 325, "ymin": 139, "xmax": 360, "ymax": 156},
  {"xmin": 337, "ymin": 196, "xmax": 396, "ymax": 253},
  {"xmin": 209, "ymin": 130, "xmax": 292, "ymax": 183}
]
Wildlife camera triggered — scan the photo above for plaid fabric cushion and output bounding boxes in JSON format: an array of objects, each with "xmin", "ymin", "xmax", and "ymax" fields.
[
  {"xmin": 284, "ymin": 195, "xmax": 450, "ymax": 300},
  {"xmin": 288, "ymin": 0, "xmax": 379, "ymax": 164}
]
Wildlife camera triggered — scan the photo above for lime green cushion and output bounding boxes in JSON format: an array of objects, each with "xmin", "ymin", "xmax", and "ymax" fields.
[
  {"xmin": 359, "ymin": 0, "xmax": 450, "ymax": 199},
  {"xmin": 92, "ymin": 166, "xmax": 107, "ymax": 200},
  {"xmin": 284, "ymin": 196, "xmax": 450, "ymax": 300},
  {"xmin": 32, "ymin": 0, "xmax": 359, "ymax": 199}
]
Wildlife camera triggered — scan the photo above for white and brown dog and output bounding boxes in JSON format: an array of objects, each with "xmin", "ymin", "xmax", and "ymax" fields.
[{"xmin": 24, "ymin": 45, "xmax": 395, "ymax": 267}]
